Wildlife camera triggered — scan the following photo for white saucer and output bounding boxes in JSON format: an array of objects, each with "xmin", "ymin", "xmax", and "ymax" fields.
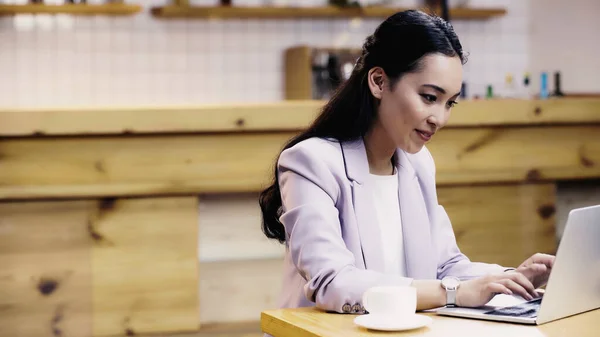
[{"xmin": 354, "ymin": 313, "xmax": 433, "ymax": 332}]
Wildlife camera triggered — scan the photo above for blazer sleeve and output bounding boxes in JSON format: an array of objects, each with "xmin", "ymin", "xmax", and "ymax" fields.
[
  {"xmin": 422, "ymin": 148, "xmax": 508, "ymax": 280},
  {"xmin": 277, "ymin": 143, "xmax": 413, "ymax": 313}
]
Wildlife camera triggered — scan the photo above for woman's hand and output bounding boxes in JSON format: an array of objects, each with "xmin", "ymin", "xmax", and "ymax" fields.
[
  {"xmin": 516, "ymin": 253, "xmax": 555, "ymax": 289},
  {"xmin": 456, "ymin": 271, "xmax": 540, "ymax": 307}
]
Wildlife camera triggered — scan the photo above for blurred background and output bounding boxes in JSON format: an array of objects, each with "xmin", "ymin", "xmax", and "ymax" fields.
[
  {"xmin": 1, "ymin": 0, "xmax": 598, "ymax": 107},
  {"xmin": 1, "ymin": 0, "xmax": 600, "ymax": 337}
]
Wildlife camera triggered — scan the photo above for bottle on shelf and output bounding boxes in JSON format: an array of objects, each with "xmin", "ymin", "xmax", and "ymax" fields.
[
  {"xmin": 485, "ymin": 84, "xmax": 494, "ymax": 99},
  {"xmin": 503, "ymin": 72, "xmax": 516, "ymax": 99},
  {"xmin": 520, "ymin": 72, "xmax": 532, "ymax": 99},
  {"xmin": 539, "ymin": 72, "xmax": 549, "ymax": 100},
  {"xmin": 552, "ymin": 71, "xmax": 565, "ymax": 97}
]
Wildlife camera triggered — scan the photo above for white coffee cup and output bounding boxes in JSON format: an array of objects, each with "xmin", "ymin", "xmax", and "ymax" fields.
[{"xmin": 362, "ymin": 286, "xmax": 417, "ymax": 318}]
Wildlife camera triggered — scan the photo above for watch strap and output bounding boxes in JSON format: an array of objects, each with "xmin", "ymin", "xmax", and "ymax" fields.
[{"xmin": 446, "ymin": 288, "xmax": 457, "ymax": 307}]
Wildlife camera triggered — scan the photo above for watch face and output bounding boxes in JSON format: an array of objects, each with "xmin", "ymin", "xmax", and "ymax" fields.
[{"xmin": 443, "ymin": 277, "xmax": 460, "ymax": 289}]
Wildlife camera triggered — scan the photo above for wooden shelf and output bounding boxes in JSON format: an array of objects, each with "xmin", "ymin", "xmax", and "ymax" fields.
[
  {"xmin": 151, "ymin": 5, "xmax": 506, "ymax": 20},
  {"xmin": 0, "ymin": 4, "xmax": 142, "ymax": 16}
]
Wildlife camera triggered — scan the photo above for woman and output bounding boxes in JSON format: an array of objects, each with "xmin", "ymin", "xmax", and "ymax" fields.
[{"xmin": 259, "ymin": 10, "xmax": 554, "ymax": 313}]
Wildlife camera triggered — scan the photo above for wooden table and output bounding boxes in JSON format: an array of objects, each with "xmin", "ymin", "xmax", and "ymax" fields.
[{"xmin": 261, "ymin": 307, "xmax": 600, "ymax": 337}]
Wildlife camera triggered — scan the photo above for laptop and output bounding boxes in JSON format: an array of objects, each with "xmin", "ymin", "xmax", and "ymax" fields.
[{"xmin": 437, "ymin": 204, "xmax": 600, "ymax": 325}]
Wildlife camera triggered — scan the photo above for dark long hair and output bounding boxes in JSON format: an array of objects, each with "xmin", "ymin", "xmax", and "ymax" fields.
[{"xmin": 259, "ymin": 10, "xmax": 466, "ymax": 243}]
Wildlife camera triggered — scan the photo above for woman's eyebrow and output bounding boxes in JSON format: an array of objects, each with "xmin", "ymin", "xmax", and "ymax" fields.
[
  {"xmin": 422, "ymin": 84, "xmax": 461, "ymax": 97},
  {"xmin": 422, "ymin": 84, "xmax": 446, "ymax": 94}
]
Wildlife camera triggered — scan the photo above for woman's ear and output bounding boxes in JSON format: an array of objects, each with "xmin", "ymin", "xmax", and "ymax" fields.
[{"xmin": 367, "ymin": 67, "xmax": 387, "ymax": 99}]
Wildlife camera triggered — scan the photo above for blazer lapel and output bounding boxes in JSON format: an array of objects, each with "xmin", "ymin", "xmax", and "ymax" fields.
[
  {"xmin": 340, "ymin": 140, "xmax": 437, "ymax": 278},
  {"xmin": 397, "ymin": 150, "xmax": 437, "ymax": 279},
  {"xmin": 340, "ymin": 140, "xmax": 386, "ymax": 273}
]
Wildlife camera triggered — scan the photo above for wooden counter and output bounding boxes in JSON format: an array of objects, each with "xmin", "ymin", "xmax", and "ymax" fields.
[
  {"xmin": 2, "ymin": 98, "xmax": 600, "ymax": 136},
  {"xmin": 261, "ymin": 307, "xmax": 600, "ymax": 337},
  {"xmin": 1, "ymin": 98, "xmax": 600, "ymax": 200},
  {"xmin": 1, "ymin": 98, "xmax": 600, "ymax": 337}
]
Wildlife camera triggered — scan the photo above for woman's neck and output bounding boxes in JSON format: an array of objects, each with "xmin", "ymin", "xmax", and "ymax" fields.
[{"xmin": 364, "ymin": 122, "xmax": 397, "ymax": 176}]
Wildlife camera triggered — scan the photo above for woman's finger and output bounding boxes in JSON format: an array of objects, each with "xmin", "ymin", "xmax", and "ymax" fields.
[
  {"xmin": 499, "ymin": 279, "xmax": 533, "ymax": 301},
  {"xmin": 486, "ymin": 282, "xmax": 513, "ymax": 296},
  {"xmin": 531, "ymin": 253, "xmax": 555, "ymax": 268},
  {"xmin": 507, "ymin": 272, "xmax": 538, "ymax": 298},
  {"xmin": 519, "ymin": 263, "xmax": 547, "ymax": 280},
  {"xmin": 529, "ymin": 263, "xmax": 547, "ymax": 273}
]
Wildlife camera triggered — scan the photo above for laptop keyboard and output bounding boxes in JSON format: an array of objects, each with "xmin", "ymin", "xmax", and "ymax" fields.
[{"xmin": 484, "ymin": 298, "xmax": 542, "ymax": 318}]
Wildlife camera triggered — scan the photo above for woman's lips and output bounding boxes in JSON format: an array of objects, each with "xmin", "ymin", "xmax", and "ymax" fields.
[{"xmin": 416, "ymin": 129, "xmax": 433, "ymax": 141}]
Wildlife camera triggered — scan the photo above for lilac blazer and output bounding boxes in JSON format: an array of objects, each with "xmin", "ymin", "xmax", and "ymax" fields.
[{"xmin": 275, "ymin": 137, "xmax": 507, "ymax": 314}]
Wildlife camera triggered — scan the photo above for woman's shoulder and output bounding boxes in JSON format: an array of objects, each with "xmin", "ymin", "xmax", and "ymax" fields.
[
  {"xmin": 277, "ymin": 137, "xmax": 346, "ymax": 198},
  {"xmin": 286, "ymin": 137, "xmax": 341, "ymax": 156},
  {"xmin": 278, "ymin": 137, "xmax": 345, "ymax": 172},
  {"xmin": 281, "ymin": 137, "xmax": 343, "ymax": 160}
]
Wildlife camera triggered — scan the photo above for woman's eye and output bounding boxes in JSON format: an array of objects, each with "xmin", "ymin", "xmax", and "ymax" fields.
[
  {"xmin": 447, "ymin": 100, "xmax": 458, "ymax": 108},
  {"xmin": 420, "ymin": 94, "xmax": 437, "ymax": 103}
]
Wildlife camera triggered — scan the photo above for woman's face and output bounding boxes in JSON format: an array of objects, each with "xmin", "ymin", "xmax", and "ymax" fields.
[{"xmin": 369, "ymin": 53, "xmax": 463, "ymax": 154}]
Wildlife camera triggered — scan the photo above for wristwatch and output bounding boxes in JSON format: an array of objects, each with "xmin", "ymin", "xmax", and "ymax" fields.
[{"xmin": 441, "ymin": 276, "xmax": 461, "ymax": 307}]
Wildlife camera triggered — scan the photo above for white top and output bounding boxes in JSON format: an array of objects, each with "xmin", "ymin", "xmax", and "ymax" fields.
[{"xmin": 368, "ymin": 170, "xmax": 407, "ymax": 276}]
